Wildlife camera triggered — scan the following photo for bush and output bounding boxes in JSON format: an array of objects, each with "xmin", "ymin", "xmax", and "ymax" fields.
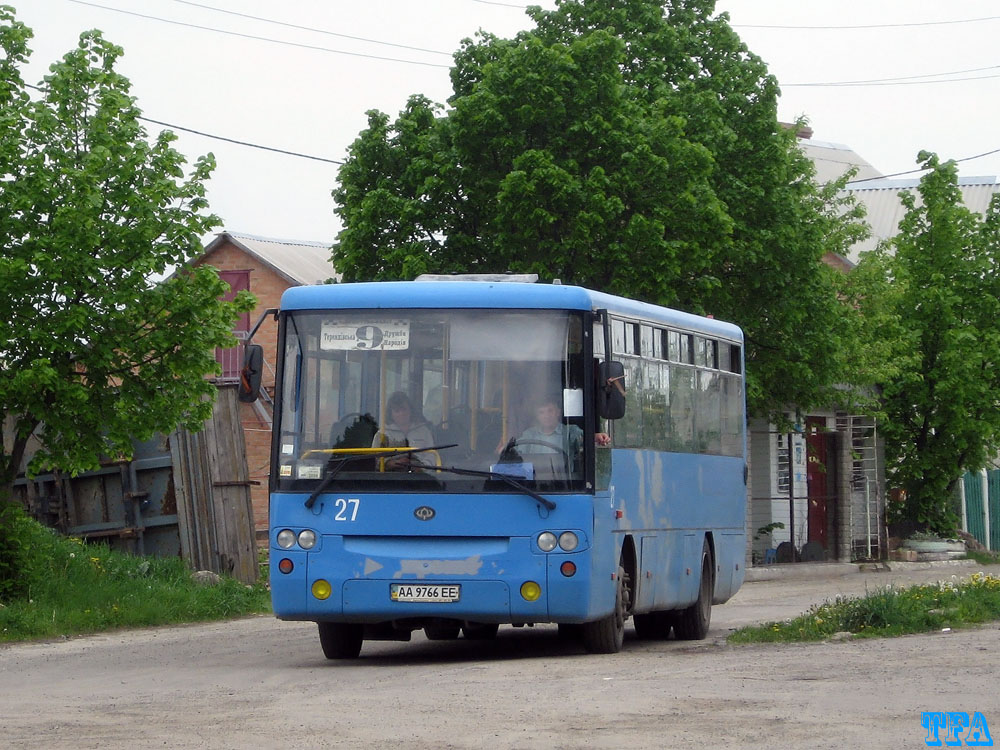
[
  {"xmin": 0, "ymin": 505, "xmax": 271, "ymax": 640},
  {"xmin": 0, "ymin": 500, "xmax": 60, "ymax": 602}
]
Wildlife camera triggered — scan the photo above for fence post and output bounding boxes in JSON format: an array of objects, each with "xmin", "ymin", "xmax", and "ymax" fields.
[
  {"xmin": 960, "ymin": 472, "xmax": 968, "ymax": 534},
  {"xmin": 983, "ymin": 469, "xmax": 992, "ymax": 552}
]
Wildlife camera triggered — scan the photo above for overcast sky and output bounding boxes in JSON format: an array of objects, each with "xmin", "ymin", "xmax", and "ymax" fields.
[{"xmin": 12, "ymin": 0, "xmax": 1000, "ymax": 245}]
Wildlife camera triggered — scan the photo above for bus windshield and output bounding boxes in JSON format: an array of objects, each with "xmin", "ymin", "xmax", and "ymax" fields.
[{"xmin": 274, "ymin": 308, "xmax": 589, "ymax": 494}]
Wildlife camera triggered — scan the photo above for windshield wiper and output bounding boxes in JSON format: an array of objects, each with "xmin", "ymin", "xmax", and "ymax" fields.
[
  {"xmin": 432, "ymin": 465, "xmax": 556, "ymax": 511},
  {"xmin": 303, "ymin": 444, "xmax": 457, "ymax": 509}
]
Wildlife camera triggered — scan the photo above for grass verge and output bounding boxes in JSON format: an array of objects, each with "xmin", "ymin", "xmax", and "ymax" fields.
[
  {"xmin": 729, "ymin": 572, "xmax": 1000, "ymax": 644},
  {"xmin": 0, "ymin": 504, "xmax": 271, "ymax": 642},
  {"xmin": 964, "ymin": 549, "xmax": 1000, "ymax": 566}
]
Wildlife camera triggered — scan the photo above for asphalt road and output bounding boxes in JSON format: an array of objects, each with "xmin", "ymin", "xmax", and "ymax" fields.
[{"xmin": 2, "ymin": 561, "xmax": 998, "ymax": 749}]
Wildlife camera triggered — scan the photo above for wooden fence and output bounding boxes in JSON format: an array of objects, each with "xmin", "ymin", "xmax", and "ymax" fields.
[{"xmin": 13, "ymin": 385, "xmax": 258, "ymax": 584}]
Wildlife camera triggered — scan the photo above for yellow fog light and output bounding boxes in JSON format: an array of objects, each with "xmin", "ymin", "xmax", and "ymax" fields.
[
  {"xmin": 520, "ymin": 581, "xmax": 542, "ymax": 602},
  {"xmin": 311, "ymin": 579, "xmax": 332, "ymax": 600}
]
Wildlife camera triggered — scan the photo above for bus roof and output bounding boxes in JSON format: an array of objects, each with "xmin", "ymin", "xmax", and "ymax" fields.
[{"xmin": 281, "ymin": 281, "xmax": 743, "ymax": 341}]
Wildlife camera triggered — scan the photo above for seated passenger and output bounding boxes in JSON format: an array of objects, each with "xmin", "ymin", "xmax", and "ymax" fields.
[{"xmin": 373, "ymin": 391, "xmax": 435, "ymax": 469}]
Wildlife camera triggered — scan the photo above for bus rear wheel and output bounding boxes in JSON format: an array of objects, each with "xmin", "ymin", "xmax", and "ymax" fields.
[
  {"xmin": 673, "ymin": 541, "xmax": 713, "ymax": 640},
  {"xmin": 581, "ymin": 564, "xmax": 629, "ymax": 654},
  {"xmin": 318, "ymin": 622, "xmax": 363, "ymax": 659}
]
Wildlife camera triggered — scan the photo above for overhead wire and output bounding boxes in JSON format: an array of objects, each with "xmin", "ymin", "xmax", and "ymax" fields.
[
  {"xmin": 786, "ymin": 70, "xmax": 1000, "ymax": 88},
  {"xmin": 732, "ymin": 15, "xmax": 1000, "ymax": 30},
  {"xmin": 849, "ymin": 148, "xmax": 1000, "ymax": 184},
  {"xmin": 39, "ymin": 1, "xmax": 1000, "ymax": 170},
  {"xmin": 468, "ymin": 0, "xmax": 1000, "ymax": 28},
  {"xmin": 60, "ymin": 0, "xmax": 1000, "ymax": 89},
  {"xmin": 163, "ymin": 0, "xmax": 451, "ymax": 57},
  {"xmin": 66, "ymin": 0, "xmax": 451, "ymax": 68},
  {"xmin": 22, "ymin": 77, "xmax": 1000, "ymax": 174},
  {"xmin": 23, "ymin": 83, "xmax": 344, "ymax": 165}
]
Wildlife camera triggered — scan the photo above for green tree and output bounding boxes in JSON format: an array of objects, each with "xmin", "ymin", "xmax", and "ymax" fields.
[
  {"xmin": 0, "ymin": 11, "xmax": 255, "ymax": 497},
  {"xmin": 854, "ymin": 153, "xmax": 1000, "ymax": 533},
  {"xmin": 332, "ymin": 0, "xmax": 866, "ymax": 418}
]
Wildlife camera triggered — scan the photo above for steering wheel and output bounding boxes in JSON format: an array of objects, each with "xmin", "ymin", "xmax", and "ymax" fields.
[{"xmin": 508, "ymin": 439, "xmax": 572, "ymax": 463}]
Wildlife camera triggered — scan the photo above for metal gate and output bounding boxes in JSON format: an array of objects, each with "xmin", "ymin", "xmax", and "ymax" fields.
[{"xmin": 962, "ymin": 469, "xmax": 1000, "ymax": 551}]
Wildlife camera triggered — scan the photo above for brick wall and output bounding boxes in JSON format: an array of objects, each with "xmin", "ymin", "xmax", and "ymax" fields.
[{"xmin": 197, "ymin": 240, "xmax": 293, "ymax": 534}]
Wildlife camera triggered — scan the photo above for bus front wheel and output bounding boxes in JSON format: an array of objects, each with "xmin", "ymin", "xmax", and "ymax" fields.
[
  {"xmin": 581, "ymin": 564, "xmax": 629, "ymax": 654},
  {"xmin": 673, "ymin": 541, "xmax": 713, "ymax": 640},
  {"xmin": 318, "ymin": 622, "xmax": 363, "ymax": 659}
]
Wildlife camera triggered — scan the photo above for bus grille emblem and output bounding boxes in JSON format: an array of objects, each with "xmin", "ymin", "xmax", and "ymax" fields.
[{"xmin": 414, "ymin": 506, "xmax": 436, "ymax": 521}]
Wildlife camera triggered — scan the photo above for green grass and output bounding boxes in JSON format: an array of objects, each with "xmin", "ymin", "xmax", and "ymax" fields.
[
  {"xmin": 729, "ymin": 572, "xmax": 1000, "ymax": 644},
  {"xmin": 0, "ymin": 504, "xmax": 271, "ymax": 642},
  {"xmin": 964, "ymin": 549, "xmax": 1000, "ymax": 566}
]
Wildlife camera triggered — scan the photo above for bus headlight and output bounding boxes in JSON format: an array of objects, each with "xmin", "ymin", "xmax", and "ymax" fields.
[
  {"xmin": 298, "ymin": 529, "xmax": 317, "ymax": 549},
  {"xmin": 276, "ymin": 529, "xmax": 296, "ymax": 549},
  {"xmin": 537, "ymin": 532, "xmax": 557, "ymax": 552},
  {"xmin": 558, "ymin": 532, "xmax": 579, "ymax": 551}
]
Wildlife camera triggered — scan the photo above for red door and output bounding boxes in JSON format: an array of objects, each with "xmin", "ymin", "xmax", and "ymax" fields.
[
  {"xmin": 217, "ymin": 270, "xmax": 251, "ymax": 379},
  {"xmin": 805, "ymin": 417, "xmax": 833, "ymax": 550}
]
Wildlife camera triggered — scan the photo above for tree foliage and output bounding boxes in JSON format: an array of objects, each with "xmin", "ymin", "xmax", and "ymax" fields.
[
  {"xmin": 853, "ymin": 153, "xmax": 1000, "ymax": 533},
  {"xmin": 0, "ymin": 10, "xmax": 254, "ymax": 493},
  {"xmin": 332, "ymin": 0, "xmax": 867, "ymax": 418}
]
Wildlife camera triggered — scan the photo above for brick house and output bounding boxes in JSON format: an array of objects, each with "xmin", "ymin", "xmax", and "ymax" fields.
[
  {"xmin": 748, "ymin": 133, "xmax": 1000, "ymax": 565},
  {"xmin": 196, "ymin": 231, "xmax": 337, "ymax": 535}
]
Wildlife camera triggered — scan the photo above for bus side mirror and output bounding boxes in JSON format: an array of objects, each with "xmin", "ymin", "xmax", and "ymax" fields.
[
  {"xmin": 238, "ymin": 344, "xmax": 264, "ymax": 403},
  {"xmin": 596, "ymin": 360, "xmax": 626, "ymax": 420}
]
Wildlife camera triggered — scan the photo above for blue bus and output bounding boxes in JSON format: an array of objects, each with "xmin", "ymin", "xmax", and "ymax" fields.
[{"xmin": 240, "ymin": 276, "xmax": 747, "ymax": 658}]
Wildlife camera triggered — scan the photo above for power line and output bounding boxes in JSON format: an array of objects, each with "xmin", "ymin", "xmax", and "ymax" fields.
[
  {"xmin": 848, "ymin": 148, "xmax": 1000, "ymax": 184},
  {"xmin": 60, "ymin": 0, "xmax": 1000, "ymax": 90},
  {"xmin": 470, "ymin": 0, "xmax": 529, "ymax": 7},
  {"xmin": 139, "ymin": 117, "xmax": 344, "ymax": 164},
  {"xmin": 786, "ymin": 66, "xmax": 1000, "ymax": 88},
  {"xmin": 164, "ymin": 0, "xmax": 452, "ymax": 57},
  {"xmin": 23, "ymin": 83, "xmax": 344, "ymax": 165},
  {"xmin": 784, "ymin": 65, "xmax": 1000, "ymax": 86},
  {"xmin": 466, "ymin": 1, "xmax": 1000, "ymax": 29},
  {"xmin": 22, "ymin": 79, "xmax": 1000, "ymax": 174},
  {"xmin": 733, "ymin": 15, "xmax": 1000, "ymax": 30},
  {"xmin": 66, "ymin": 0, "xmax": 451, "ymax": 68}
]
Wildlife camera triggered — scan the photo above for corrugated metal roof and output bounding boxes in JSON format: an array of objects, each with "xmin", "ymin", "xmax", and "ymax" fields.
[
  {"xmin": 206, "ymin": 231, "xmax": 338, "ymax": 285},
  {"xmin": 842, "ymin": 177, "xmax": 1000, "ymax": 261},
  {"xmin": 800, "ymin": 139, "xmax": 883, "ymax": 184}
]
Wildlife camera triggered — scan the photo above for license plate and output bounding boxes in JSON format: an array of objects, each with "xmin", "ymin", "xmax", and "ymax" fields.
[{"xmin": 390, "ymin": 583, "xmax": 461, "ymax": 602}]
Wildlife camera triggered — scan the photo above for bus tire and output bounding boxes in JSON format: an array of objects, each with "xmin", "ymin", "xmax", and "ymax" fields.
[
  {"xmin": 632, "ymin": 611, "xmax": 672, "ymax": 640},
  {"xmin": 581, "ymin": 564, "xmax": 628, "ymax": 654},
  {"xmin": 673, "ymin": 541, "xmax": 713, "ymax": 640},
  {"xmin": 318, "ymin": 622, "xmax": 363, "ymax": 659}
]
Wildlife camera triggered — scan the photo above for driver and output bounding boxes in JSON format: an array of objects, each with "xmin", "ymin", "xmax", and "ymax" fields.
[{"xmin": 518, "ymin": 396, "xmax": 584, "ymax": 456}]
